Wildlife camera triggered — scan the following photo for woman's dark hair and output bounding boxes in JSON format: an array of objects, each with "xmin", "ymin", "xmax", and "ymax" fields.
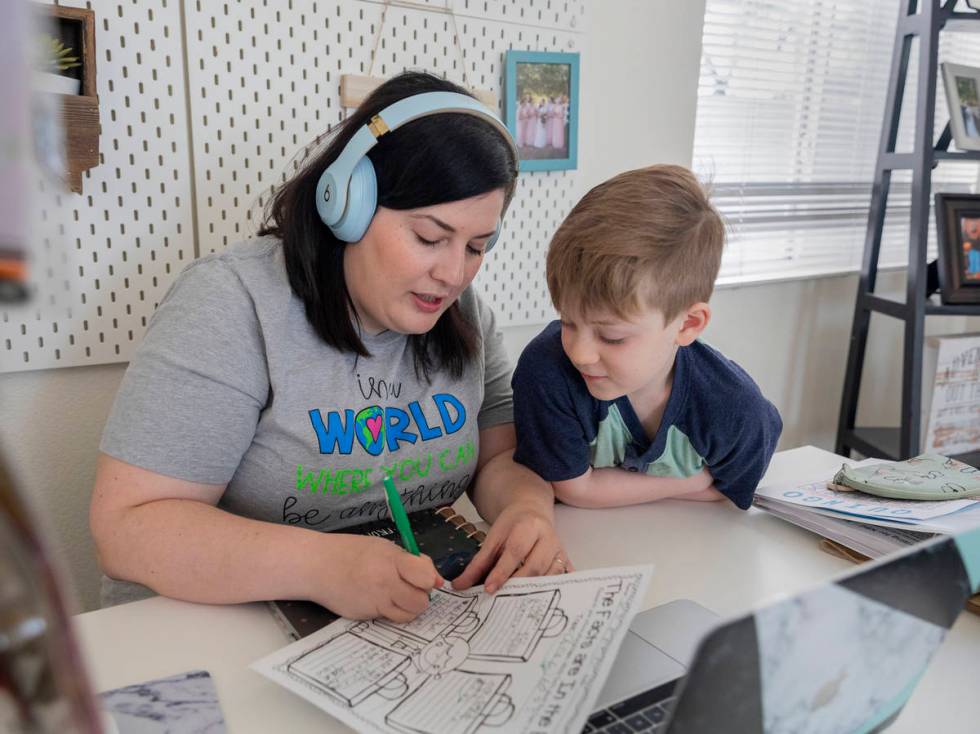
[{"xmin": 258, "ymin": 71, "xmax": 518, "ymax": 380}]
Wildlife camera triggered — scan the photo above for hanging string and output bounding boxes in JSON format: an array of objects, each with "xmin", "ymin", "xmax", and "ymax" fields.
[
  {"xmin": 366, "ymin": 0, "xmax": 392, "ymax": 79},
  {"xmin": 447, "ymin": 1, "xmax": 470, "ymax": 90},
  {"xmin": 365, "ymin": 0, "xmax": 471, "ymax": 91}
]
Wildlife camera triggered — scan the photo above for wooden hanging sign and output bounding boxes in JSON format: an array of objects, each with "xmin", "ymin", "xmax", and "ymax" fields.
[{"xmin": 340, "ymin": 74, "xmax": 497, "ymax": 110}]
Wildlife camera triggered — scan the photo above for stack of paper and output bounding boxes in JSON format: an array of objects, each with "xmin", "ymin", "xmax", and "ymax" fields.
[{"xmin": 754, "ymin": 469, "xmax": 980, "ymax": 559}]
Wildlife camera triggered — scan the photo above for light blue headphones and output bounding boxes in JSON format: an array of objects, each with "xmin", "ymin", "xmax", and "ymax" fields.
[{"xmin": 315, "ymin": 91, "xmax": 518, "ymax": 250}]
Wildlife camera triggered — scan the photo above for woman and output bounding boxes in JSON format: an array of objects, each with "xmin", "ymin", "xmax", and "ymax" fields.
[
  {"xmin": 516, "ymin": 93, "xmax": 532, "ymax": 148},
  {"xmin": 548, "ymin": 95, "xmax": 564, "ymax": 150},
  {"xmin": 89, "ymin": 72, "xmax": 571, "ymax": 623},
  {"xmin": 521, "ymin": 94, "xmax": 537, "ymax": 148},
  {"xmin": 533, "ymin": 97, "xmax": 549, "ymax": 148}
]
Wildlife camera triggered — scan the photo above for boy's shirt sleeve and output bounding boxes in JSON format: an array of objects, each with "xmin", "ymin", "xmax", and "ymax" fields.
[
  {"xmin": 706, "ymin": 393, "xmax": 782, "ymax": 510},
  {"xmin": 512, "ymin": 330, "xmax": 593, "ymax": 482}
]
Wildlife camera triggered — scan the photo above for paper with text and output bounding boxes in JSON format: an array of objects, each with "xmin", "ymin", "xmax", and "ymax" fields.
[
  {"xmin": 251, "ymin": 566, "xmax": 652, "ymax": 734},
  {"xmin": 924, "ymin": 335, "xmax": 980, "ymax": 455},
  {"xmin": 756, "ymin": 476, "xmax": 977, "ymax": 523}
]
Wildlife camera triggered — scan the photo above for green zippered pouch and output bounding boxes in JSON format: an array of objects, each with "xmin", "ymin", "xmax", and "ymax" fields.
[{"xmin": 831, "ymin": 454, "xmax": 980, "ymax": 500}]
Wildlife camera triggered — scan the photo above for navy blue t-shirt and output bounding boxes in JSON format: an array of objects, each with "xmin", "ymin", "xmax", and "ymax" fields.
[{"xmin": 512, "ymin": 321, "xmax": 782, "ymax": 509}]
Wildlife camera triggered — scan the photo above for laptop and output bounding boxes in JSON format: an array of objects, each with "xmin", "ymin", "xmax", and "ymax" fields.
[{"xmin": 587, "ymin": 526, "xmax": 980, "ymax": 733}]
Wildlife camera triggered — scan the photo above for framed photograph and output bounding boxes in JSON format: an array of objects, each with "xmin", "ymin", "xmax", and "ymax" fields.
[
  {"xmin": 940, "ymin": 62, "xmax": 980, "ymax": 152},
  {"xmin": 936, "ymin": 194, "xmax": 980, "ymax": 305},
  {"xmin": 504, "ymin": 51, "xmax": 580, "ymax": 172},
  {"xmin": 33, "ymin": 4, "xmax": 101, "ymax": 193}
]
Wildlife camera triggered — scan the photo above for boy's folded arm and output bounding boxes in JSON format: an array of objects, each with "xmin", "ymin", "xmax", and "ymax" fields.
[
  {"xmin": 679, "ymin": 485, "xmax": 726, "ymax": 502},
  {"xmin": 553, "ymin": 467, "xmax": 718, "ymax": 508}
]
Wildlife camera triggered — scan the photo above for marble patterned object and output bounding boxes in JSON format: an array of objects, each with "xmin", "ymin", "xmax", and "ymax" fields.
[
  {"xmin": 755, "ymin": 585, "xmax": 946, "ymax": 733},
  {"xmin": 99, "ymin": 670, "xmax": 226, "ymax": 734}
]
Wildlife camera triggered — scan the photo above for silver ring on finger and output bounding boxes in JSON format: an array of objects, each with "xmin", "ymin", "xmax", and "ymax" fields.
[{"xmin": 552, "ymin": 554, "xmax": 568, "ymax": 574}]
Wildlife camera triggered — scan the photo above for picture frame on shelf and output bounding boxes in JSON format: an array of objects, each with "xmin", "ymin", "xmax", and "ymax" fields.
[
  {"xmin": 936, "ymin": 193, "xmax": 980, "ymax": 305},
  {"xmin": 504, "ymin": 50, "xmax": 580, "ymax": 172},
  {"xmin": 34, "ymin": 4, "xmax": 100, "ymax": 193},
  {"xmin": 940, "ymin": 61, "xmax": 980, "ymax": 152}
]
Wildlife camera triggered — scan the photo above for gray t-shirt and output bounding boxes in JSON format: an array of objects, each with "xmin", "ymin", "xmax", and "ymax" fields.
[{"xmin": 99, "ymin": 237, "xmax": 514, "ymax": 606}]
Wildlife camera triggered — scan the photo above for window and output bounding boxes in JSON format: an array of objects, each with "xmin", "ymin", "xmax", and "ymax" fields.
[{"xmin": 693, "ymin": 0, "xmax": 980, "ymax": 284}]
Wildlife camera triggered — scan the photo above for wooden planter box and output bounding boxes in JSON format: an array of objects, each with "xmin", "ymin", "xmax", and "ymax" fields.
[{"xmin": 45, "ymin": 5, "xmax": 100, "ymax": 193}]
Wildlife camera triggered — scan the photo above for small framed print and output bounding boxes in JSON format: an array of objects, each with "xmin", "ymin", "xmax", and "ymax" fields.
[
  {"xmin": 504, "ymin": 50, "xmax": 580, "ymax": 172},
  {"xmin": 936, "ymin": 194, "xmax": 980, "ymax": 305},
  {"xmin": 940, "ymin": 62, "xmax": 980, "ymax": 152}
]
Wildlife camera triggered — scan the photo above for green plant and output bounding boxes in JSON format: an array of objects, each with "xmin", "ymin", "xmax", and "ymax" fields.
[{"xmin": 41, "ymin": 35, "xmax": 81, "ymax": 74}]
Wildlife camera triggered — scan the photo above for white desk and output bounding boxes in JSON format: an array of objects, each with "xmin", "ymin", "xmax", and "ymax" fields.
[{"xmin": 74, "ymin": 446, "xmax": 980, "ymax": 732}]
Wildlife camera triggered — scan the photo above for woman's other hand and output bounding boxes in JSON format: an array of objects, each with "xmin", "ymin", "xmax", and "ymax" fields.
[{"xmin": 451, "ymin": 500, "xmax": 572, "ymax": 594}]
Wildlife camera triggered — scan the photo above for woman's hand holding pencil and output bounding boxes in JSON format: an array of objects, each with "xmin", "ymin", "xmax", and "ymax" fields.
[{"xmin": 310, "ymin": 533, "xmax": 444, "ymax": 624}]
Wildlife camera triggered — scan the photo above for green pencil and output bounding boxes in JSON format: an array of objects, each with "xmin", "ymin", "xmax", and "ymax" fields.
[{"xmin": 382, "ymin": 475, "xmax": 421, "ymax": 556}]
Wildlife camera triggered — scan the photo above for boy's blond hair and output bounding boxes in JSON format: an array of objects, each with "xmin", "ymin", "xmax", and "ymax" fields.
[{"xmin": 546, "ymin": 164, "xmax": 725, "ymax": 323}]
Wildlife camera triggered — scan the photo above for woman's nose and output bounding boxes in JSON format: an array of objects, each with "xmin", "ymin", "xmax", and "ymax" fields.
[{"xmin": 430, "ymin": 244, "xmax": 467, "ymax": 288}]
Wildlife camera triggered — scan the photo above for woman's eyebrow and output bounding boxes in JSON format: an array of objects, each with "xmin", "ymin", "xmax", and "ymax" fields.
[
  {"xmin": 411, "ymin": 213, "xmax": 496, "ymax": 240},
  {"xmin": 412, "ymin": 213, "xmax": 455, "ymax": 232}
]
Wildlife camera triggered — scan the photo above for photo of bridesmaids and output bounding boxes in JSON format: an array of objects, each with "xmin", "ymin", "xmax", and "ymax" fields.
[{"xmin": 505, "ymin": 51, "xmax": 579, "ymax": 171}]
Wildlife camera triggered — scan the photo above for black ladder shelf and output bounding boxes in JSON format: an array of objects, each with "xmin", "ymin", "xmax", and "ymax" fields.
[{"xmin": 836, "ymin": 0, "xmax": 980, "ymax": 466}]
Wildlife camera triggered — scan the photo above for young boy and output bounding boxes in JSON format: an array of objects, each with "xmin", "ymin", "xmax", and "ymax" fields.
[{"xmin": 513, "ymin": 165, "xmax": 781, "ymax": 510}]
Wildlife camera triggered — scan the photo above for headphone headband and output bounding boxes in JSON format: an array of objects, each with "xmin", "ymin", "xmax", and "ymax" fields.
[{"xmin": 316, "ymin": 91, "xmax": 518, "ymax": 248}]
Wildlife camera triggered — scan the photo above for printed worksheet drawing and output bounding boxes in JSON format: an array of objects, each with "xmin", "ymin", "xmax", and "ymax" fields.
[{"xmin": 251, "ymin": 565, "xmax": 653, "ymax": 734}]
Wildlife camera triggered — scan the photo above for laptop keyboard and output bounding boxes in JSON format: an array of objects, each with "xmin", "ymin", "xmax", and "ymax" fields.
[{"xmin": 583, "ymin": 679, "xmax": 678, "ymax": 733}]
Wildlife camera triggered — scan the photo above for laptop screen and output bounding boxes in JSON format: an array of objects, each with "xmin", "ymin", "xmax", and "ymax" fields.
[{"xmin": 664, "ymin": 528, "xmax": 980, "ymax": 733}]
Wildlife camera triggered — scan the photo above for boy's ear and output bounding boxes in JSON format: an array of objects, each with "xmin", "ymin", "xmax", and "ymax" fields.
[{"xmin": 675, "ymin": 302, "xmax": 711, "ymax": 347}]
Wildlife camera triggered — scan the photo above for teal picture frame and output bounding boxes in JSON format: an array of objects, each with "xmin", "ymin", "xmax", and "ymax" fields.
[{"xmin": 504, "ymin": 50, "xmax": 580, "ymax": 171}]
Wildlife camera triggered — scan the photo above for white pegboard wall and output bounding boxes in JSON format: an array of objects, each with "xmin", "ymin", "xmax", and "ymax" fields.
[
  {"xmin": 1, "ymin": 0, "xmax": 195, "ymax": 373},
  {"xmin": 186, "ymin": 0, "xmax": 585, "ymax": 326},
  {"xmin": 2, "ymin": 0, "xmax": 585, "ymax": 374}
]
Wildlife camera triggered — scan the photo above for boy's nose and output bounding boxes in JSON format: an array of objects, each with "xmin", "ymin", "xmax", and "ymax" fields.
[{"xmin": 564, "ymin": 334, "xmax": 599, "ymax": 368}]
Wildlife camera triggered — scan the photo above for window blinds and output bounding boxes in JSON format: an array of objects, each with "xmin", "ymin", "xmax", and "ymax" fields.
[{"xmin": 693, "ymin": 0, "xmax": 980, "ymax": 284}]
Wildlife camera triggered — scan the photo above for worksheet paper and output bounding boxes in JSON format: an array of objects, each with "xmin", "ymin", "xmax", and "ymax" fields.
[
  {"xmin": 757, "ymin": 477, "xmax": 978, "ymax": 523},
  {"xmin": 251, "ymin": 566, "xmax": 653, "ymax": 734}
]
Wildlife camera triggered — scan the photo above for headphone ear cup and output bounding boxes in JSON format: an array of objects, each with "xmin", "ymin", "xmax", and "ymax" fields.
[
  {"xmin": 331, "ymin": 156, "xmax": 378, "ymax": 243},
  {"xmin": 484, "ymin": 218, "xmax": 502, "ymax": 253}
]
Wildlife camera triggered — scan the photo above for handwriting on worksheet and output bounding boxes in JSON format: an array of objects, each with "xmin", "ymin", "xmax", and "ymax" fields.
[{"xmin": 252, "ymin": 566, "xmax": 652, "ymax": 734}]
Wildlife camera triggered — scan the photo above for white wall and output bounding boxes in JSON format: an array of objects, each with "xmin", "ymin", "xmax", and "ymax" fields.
[
  {"xmin": 4, "ymin": 0, "xmax": 968, "ymax": 612},
  {"xmin": 577, "ymin": 0, "xmax": 704, "ymax": 179},
  {"xmin": 0, "ymin": 364, "xmax": 123, "ymax": 610}
]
